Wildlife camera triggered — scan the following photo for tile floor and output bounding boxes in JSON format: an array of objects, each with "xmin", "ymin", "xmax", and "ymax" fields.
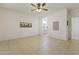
[{"xmin": 0, "ymin": 34, "xmax": 79, "ymax": 55}]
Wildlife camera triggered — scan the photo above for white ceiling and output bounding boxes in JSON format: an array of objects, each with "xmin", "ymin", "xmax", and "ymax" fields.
[{"xmin": 0, "ymin": 3, "xmax": 79, "ymax": 15}]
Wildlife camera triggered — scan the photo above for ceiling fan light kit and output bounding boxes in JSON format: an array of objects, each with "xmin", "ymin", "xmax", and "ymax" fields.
[
  {"xmin": 31, "ymin": 3, "xmax": 48, "ymax": 12},
  {"xmin": 36, "ymin": 9, "xmax": 42, "ymax": 12}
]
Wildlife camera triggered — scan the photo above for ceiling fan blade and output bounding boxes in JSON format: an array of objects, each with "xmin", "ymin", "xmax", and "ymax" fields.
[
  {"xmin": 31, "ymin": 9, "xmax": 36, "ymax": 11},
  {"xmin": 42, "ymin": 3, "xmax": 46, "ymax": 7},
  {"xmin": 37, "ymin": 3, "xmax": 41, "ymax": 8},
  {"xmin": 42, "ymin": 9, "xmax": 48, "ymax": 11},
  {"xmin": 31, "ymin": 3, "xmax": 36, "ymax": 7}
]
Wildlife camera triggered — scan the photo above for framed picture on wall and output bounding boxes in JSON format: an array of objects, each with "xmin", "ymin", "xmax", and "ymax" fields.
[
  {"xmin": 20, "ymin": 22, "xmax": 32, "ymax": 28},
  {"xmin": 53, "ymin": 21, "xmax": 59, "ymax": 31}
]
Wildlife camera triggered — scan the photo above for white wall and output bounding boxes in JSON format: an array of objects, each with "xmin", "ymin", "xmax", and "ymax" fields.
[
  {"xmin": 67, "ymin": 10, "xmax": 72, "ymax": 40},
  {"xmin": 48, "ymin": 9, "xmax": 68, "ymax": 40},
  {"xmin": 0, "ymin": 9, "xmax": 4, "ymax": 40},
  {"xmin": 0, "ymin": 8, "xmax": 39, "ymax": 41},
  {"xmin": 71, "ymin": 9, "xmax": 79, "ymax": 17}
]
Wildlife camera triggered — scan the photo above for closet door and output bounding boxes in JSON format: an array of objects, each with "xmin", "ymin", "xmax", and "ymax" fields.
[{"xmin": 72, "ymin": 17, "xmax": 79, "ymax": 40}]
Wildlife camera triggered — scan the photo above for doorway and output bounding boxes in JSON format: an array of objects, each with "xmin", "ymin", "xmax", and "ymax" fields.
[
  {"xmin": 42, "ymin": 17, "xmax": 48, "ymax": 35},
  {"xmin": 41, "ymin": 17, "xmax": 48, "ymax": 54}
]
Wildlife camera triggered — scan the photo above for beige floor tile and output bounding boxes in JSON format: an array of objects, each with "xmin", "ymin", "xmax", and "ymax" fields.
[
  {"xmin": 0, "ymin": 51, "xmax": 24, "ymax": 55},
  {"xmin": 8, "ymin": 39, "xmax": 24, "ymax": 51},
  {"xmin": 0, "ymin": 40, "xmax": 9, "ymax": 51},
  {"xmin": 0, "ymin": 35, "xmax": 79, "ymax": 55}
]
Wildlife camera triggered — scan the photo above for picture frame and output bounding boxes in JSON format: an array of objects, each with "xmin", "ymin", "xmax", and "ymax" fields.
[
  {"xmin": 20, "ymin": 22, "xmax": 32, "ymax": 28},
  {"xmin": 53, "ymin": 21, "xmax": 59, "ymax": 31}
]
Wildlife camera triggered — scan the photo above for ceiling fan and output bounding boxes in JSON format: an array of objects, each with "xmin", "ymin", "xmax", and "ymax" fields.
[{"xmin": 31, "ymin": 3, "xmax": 48, "ymax": 12}]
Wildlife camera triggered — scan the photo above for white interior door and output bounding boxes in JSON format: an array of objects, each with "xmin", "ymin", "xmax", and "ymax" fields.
[{"xmin": 72, "ymin": 17, "xmax": 79, "ymax": 40}]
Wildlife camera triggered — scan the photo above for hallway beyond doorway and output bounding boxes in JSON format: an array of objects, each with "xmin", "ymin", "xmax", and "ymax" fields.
[{"xmin": 42, "ymin": 17, "xmax": 48, "ymax": 35}]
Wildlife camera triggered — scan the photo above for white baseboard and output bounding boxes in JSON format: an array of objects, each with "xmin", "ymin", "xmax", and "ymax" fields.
[
  {"xmin": 0, "ymin": 34, "xmax": 39, "ymax": 42},
  {"xmin": 48, "ymin": 36, "xmax": 67, "ymax": 41}
]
